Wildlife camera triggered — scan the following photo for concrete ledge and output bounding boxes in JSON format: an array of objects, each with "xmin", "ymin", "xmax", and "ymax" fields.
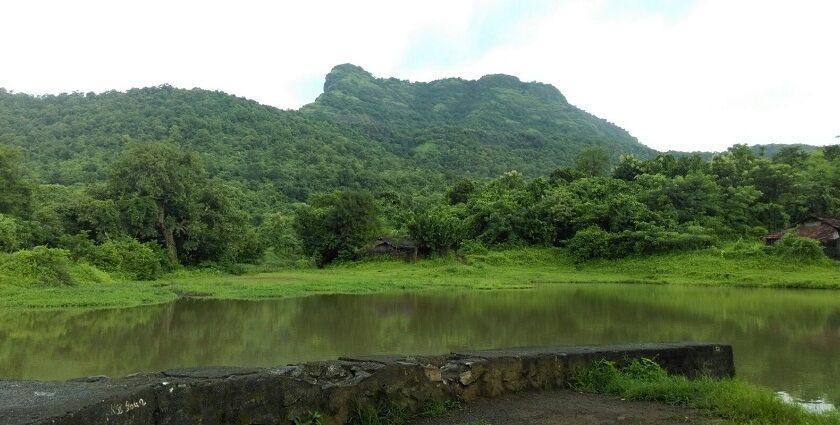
[{"xmin": 0, "ymin": 342, "xmax": 734, "ymax": 425}]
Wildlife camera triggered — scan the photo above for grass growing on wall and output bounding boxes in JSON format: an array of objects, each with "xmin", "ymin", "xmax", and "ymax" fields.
[{"xmin": 571, "ymin": 358, "xmax": 840, "ymax": 425}]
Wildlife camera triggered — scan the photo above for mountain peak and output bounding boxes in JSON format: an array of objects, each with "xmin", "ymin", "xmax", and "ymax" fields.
[
  {"xmin": 304, "ymin": 64, "xmax": 652, "ymax": 173},
  {"xmin": 477, "ymin": 73, "xmax": 522, "ymax": 86},
  {"xmin": 324, "ymin": 64, "xmax": 374, "ymax": 92}
]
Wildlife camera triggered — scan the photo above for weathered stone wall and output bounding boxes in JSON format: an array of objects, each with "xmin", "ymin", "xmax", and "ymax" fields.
[{"xmin": 0, "ymin": 342, "xmax": 734, "ymax": 425}]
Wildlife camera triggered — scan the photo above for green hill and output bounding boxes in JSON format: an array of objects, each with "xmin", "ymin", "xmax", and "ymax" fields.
[
  {"xmin": 0, "ymin": 64, "xmax": 654, "ymax": 200},
  {"xmin": 0, "ymin": 86, "xmax": 440, "ymax": 201}
]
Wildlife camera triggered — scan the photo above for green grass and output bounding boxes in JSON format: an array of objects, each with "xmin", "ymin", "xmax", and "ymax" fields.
[
  {"xmin": 349, "ymin": 400, "xmax": 412, "ymax": 425},
  {"xmin": 420, "ymin": 400, "xmax": 461, "ymax": 418},
  {"xmin": 571, "ymin": 358, "xmax": 840, "ymax": 425},
  {"xmin": 291, "ymin": 411, "xmax": 323, "ymax": 425},
  {"xmin": 1, "ymin": 247, "xmax": 839, "ymax": 309}
]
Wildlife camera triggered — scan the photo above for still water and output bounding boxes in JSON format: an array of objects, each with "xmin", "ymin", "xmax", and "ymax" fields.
[{"xmin": 0, "ymin": 284, "xmax": 838, "ymax": 407}]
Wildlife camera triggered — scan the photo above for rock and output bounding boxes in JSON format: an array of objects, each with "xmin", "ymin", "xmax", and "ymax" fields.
[
  {"xmin": 424, "ymin": 366, "xmax": 442, "ymax": 382},
  {"xmin": 67, "ymin": 375, "xmax": 109, "ymax": 383},
  {"xmin": 459, "ymin": 370, "xmax": 475, "ymax": 386}
]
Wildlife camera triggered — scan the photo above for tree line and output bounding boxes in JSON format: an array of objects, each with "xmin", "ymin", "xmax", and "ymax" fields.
[{"xmin": 2, "ymin": 141, "xmax": 838, "ymax": 286}]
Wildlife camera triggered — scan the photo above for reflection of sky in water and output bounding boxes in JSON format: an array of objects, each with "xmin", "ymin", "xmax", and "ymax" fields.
[{"xmin": 777, "ymin": 392, "xmax": 836, "ymax": 413}]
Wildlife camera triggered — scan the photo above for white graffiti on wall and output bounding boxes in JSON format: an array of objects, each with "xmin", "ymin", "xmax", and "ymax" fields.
[{"xmin": 109, "ymin": 398, "xmax": 147, "ymax": 416}]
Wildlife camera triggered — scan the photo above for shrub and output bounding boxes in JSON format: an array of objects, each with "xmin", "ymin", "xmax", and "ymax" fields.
[
  {"xmin": 722, "ymin": 239, "xmax": 767, "ymax": 259},
  {"xmin": 566, "ymin": 226, "xmax": 611, "ymax": 263},
  {"xmin": 611, "ymin": 227, "xmax": 716, "ymax": 256},
  {"xmin": 88, "ymin": 237, "xmax": 168, "ymax": 280},
  {"xmin": 258, "ymin": 212, "xmax": 302, "ymax": 258},
  {"xmin": 765, "ymin": 233, "xmax": 826, "ymax": 262},
  {"xmin": 457, "ymin": 240, "xmax": 489, "ymax": 256},
  {"xmin": 0, "ymin": 214, "xmax": 20, "ymax": 252},
  {"xmin": 568, "ymin": 225, "xmax": 717, "ymax": 262},
  {"xmin": 57, "ymin": 232, "xmax": 97, "ymax": 259},
  {"xmin": 409, "ymin": 205, "xmax": 466, "ymax": 254},
  {"xmin": 0, "ymin": 246, "xmax": 75, "ymax": 286}
]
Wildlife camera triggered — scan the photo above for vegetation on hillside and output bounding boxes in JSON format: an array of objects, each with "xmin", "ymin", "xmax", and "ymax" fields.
[
  {"xmin": 1, "ymin": 66, "xmax": 839, "ymax": 287},
  {"xmin": 303, "ymin": 64, "xmax": 653, "ymax": 176}
]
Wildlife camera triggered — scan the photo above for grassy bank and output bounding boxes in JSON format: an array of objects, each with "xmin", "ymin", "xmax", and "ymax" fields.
[
  {"xmin": 572, "ymin": 358, "xmax": 840, "ymax": 425},
  {"xmin": 1, "ymin": 247, "xmax": 839, "ymax": 309}
]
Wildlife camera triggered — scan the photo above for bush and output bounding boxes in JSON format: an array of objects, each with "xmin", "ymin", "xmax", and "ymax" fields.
[
  {"xmin": 568, "ymin": 225, "xmax": 717, "ymax": 263},
  {"xmin": 259, "ymin": 212, "xmax": 302, "ymax": 258},
  {"xmin": 0, "ymin": 246, "xmax": 76, "ymax": 286},
  {"xmin": 721, "ymin": 239, "xmax": 767, "ymax": 259},
  {"xmin": 765, "ymin": 234, "xmax": 826, "ymax": 262},
  {"xmin": 611, "ymin": 227, "xmax": 716, "ymax": 256},
  {"xmin": 409, "ymin": 205, "xmax": 466, "ymax": 254},
  {"xmin": 566, "ymin": 226, "xmax": 611, "ymax": 263},
  {"xmin": 57, "ymin": 232, "xmax": 97, "ymax": 259},
  {"xmin": 87, "ymin": 237, "xmax": 168, "ymax": 280},
  {"xmin": 457, "ymin": 240, "xmax": 489, "ymax": 256},
  {"xmin": 0, "ymin": 214, "xmax": 20, "ymax": 252}
]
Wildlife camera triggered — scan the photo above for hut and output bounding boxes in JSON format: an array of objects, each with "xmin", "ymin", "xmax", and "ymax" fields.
[
  {"xmin": 763, "ymin": 216, "xmax": 840, "ymax": 259},
  {"xmin": 367, "ymin": 236, "xmax": 418, "ymax": 262}
]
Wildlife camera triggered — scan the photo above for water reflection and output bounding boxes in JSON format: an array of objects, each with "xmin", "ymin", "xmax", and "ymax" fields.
[
  {"xmin": 0, "ymin": 284, "xmax": 838, "ymax": 407},
  {"xmin": 777, "ymin": 392, "xmax": 836, "ymax": 413}
]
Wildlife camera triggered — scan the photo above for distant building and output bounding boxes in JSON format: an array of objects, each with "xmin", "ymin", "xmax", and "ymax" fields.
[
  {"xmin": 368, "ymin": 236, "xmax": 417, "ymax": 262},
  {"xmin": 764, "ymin": 216, "xmax": 840, "ymax": 259}
]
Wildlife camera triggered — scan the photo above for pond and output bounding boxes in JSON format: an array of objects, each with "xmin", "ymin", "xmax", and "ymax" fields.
[{"xmin": 0, "ymin": 283, "xmax": 838, "ymax": 408}]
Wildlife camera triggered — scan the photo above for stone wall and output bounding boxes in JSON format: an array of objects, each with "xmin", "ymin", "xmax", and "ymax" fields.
[{"xmin": 0, "ymin": 342, "xmax": 734, "ymax": 425}]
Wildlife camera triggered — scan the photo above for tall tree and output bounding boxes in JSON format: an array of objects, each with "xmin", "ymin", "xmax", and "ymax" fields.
[
  {"xmin": 108, "ymin": 142, "xmax": 204, "ymax": 263},
  {"xmin": 0, "ymin": 145, "xmax": 33, "ymax": 218},
  {"xmin": 575, "ymin": 147, "xmax": 610, "ymax": 177},
  {"xmin": 296, "ymin": 191, "xmax": 379, "ymax": 266}
]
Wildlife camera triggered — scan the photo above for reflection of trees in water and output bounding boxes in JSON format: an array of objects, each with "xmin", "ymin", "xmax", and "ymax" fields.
[
  {"xmin": 826, "ymin": 312, "xmax": 840, "ymax": 338},
  {"xmin": 0, "ymin": 286, "xmax": 838, "ymax": 403}
]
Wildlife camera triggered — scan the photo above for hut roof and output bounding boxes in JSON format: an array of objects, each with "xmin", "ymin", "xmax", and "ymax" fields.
[
  {"xmin": 764, "ymin": 216, "xmax": 840, "ymax": 243},
  {"xmin": 374, "ymin": 236, "xmax": 416, "ymax": 249}
]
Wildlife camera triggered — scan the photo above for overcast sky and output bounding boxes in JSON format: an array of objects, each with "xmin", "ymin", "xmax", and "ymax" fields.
[{"xmin": 1, "ymin": 0, "xmax": 838, "ymax": 152}]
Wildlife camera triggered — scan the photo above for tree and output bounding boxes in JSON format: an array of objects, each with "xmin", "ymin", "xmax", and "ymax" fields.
[
  {"xmin": 296, "ymin": 191, "xmax": 379, "ymax": 266},
  {"xmin": 549, "ymin": 167, "xmax": 586, "ymax": 184},
  {"xmin": 772, "ymin": 146, "xmax": 809, "ymax": 167},
  {"xmin": 447, "ymin": 178, "xmax": 477, "ymax": 205},
  {"xmin": 182, "ymin": 180, "xmax": 264, "ymax": 265},
  {"xmin": 108, "ymin": 142, "xmax": 204, "ymax": 263},
  {"xmin": 0, "ymin": 214, "xmax": 20, "ymax": 252},
  {"xmin": 259, "ymin": 212, "xmax": 302, "ymax": 257},
  {"xmin": 661, "ymin": 173, "xmax": 722, "ymax": 223},
  {"xmin": 612, "ymin": 154, "xmax": 647, "ymax": 181},
  {"xmin": 574, "ymin": 147, "xmax": 610, "ymax": 177},
  {"xmin": 0, "ymin": 145, "xmax": 33, "ymax": 218},
  {"xmin": 823, "ymin": 145, "xmax": 840, "ymax": 161},
  {"xmin": 409, "ymin": 205, "xmax": 466, "ymax": 253}
]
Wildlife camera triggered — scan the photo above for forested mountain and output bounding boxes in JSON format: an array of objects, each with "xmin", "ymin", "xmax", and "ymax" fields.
[
  {"xmin": 4, "ymin": 64, "xmax": 837, "ymax": 280},
  {"xmin": 303, "ymin": 64, "xmax": 654, "ymax": 176},
  {"xmin": 0, "ymin": 85, "xmax": 441, "ymax": 202},
  {"xmin": 0, "ymin": 64, "xmax": 652, "ymax": 201}
]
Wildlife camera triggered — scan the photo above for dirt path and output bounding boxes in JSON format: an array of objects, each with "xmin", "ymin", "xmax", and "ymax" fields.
[{"xmin": 413, "ymin": 390, "xmax": 724, "ymax": 425}]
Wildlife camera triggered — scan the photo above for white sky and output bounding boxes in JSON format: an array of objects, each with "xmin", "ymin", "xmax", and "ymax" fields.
[{"xmin": 1, "ymin": 0, "xmax": 838, "ymax": 152}]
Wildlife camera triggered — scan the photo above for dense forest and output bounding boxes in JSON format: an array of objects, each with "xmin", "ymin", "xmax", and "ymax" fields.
[{"xmin": 1, "ymin": 65, "xmax": 838, "ymax": 284}]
